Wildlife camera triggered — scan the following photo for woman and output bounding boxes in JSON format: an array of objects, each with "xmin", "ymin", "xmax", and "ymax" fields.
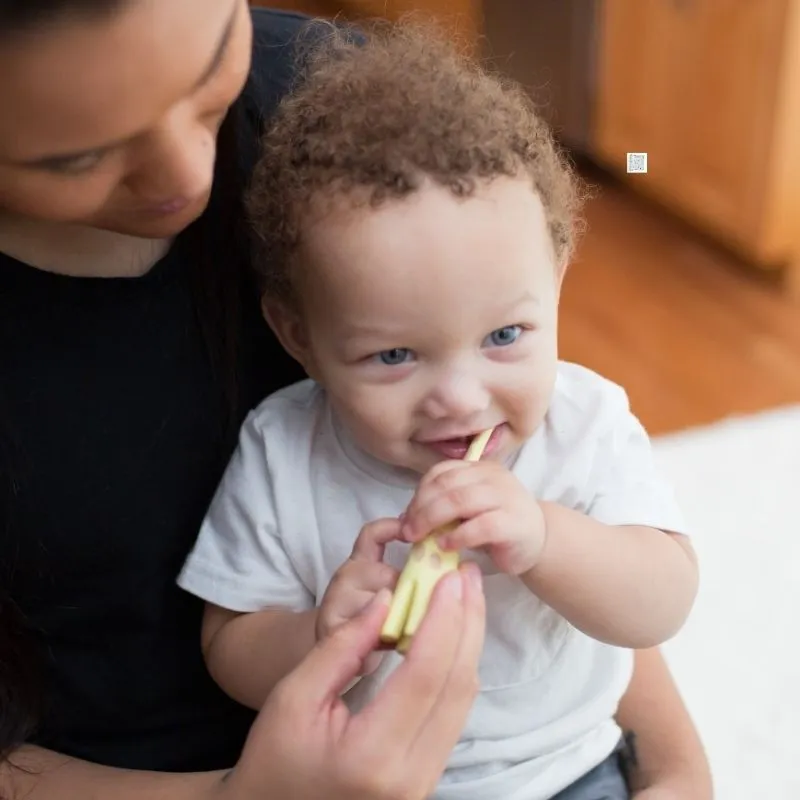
[{"xmin": 0, "ymin": 1, "xmax": 712, "ymax": 798}]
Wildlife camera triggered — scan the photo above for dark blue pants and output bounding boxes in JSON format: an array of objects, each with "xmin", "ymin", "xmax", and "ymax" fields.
[{"xmin": 551, "ymin": 739, "xmax": 631, "ymax": 800}]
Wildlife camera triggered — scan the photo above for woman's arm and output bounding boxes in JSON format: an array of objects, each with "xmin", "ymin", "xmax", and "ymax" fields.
[
  {"xmin": 616, "ymin": 647, "xmax": 713, "ymax": 799},
  {"xmin": 2, "ymin": 566, "xmax": 485, "ymax": 800},
  {"xmin": 0, "ymin": 746, "xmax": 222, "ymax": 800}
]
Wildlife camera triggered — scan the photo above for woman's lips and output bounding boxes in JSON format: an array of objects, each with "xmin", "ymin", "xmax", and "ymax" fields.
[{"xmin": 147, "ymin": 196, "xmax": 191, "ymax": 215}]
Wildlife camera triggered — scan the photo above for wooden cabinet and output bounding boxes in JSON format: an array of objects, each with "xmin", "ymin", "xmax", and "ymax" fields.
[{"xmin": 593, "ymin": 0, "xmax": 800, "ymax": 278}]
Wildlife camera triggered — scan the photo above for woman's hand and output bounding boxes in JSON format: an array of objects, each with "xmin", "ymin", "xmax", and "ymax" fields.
[{"xmin": 219, "ymin": 563, "xmax": 485, "ymax": 800}]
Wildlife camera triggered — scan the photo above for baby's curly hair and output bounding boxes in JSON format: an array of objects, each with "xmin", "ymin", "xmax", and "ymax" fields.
[{"xmin": 246, "ymin": 19, "xmax": 584, "ymax": 307}]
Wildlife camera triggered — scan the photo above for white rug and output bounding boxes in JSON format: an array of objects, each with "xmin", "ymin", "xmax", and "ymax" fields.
[{"xmin": 653, "ymin": 406, "xmax": 800, "ymax": 799}]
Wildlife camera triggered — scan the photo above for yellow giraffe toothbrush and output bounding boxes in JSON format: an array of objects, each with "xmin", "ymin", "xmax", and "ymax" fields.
[{"xmin": 380, "ymin": 427, "xmax": 494, "ymax": 653}]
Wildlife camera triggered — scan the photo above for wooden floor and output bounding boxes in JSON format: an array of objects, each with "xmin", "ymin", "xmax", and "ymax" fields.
[{"xmin": 559, "ymin": 164, "xmax": 800, "ymax": 435}]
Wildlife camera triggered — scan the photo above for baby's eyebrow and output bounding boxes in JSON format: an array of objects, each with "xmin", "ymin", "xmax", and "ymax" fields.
[
  {"xmin": 498, "ymin": 291, "xmax": 540, "ymax": 314},
  {"xmin": 339, "ymin": 321, "xmax": 406, "ymax": 339}
]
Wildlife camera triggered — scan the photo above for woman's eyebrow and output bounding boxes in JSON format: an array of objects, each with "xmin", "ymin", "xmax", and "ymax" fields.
[
  {"xmin": 193, "ymin": 0, "xmax": 239, "ymax": 90},
  {"xmin": 8, "ymin": 2, "xmax": 240, "ymax": 169}
]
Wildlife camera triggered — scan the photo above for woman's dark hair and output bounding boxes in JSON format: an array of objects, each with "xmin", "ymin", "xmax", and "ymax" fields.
[
  {"xmin": 0, "ymin": 0, "xmax": 252, "ymax": 763},
  {"xmin": 0, "ymin": 596, "xmax": 42, "ymax": 765},
  {"xmin": 0, "ymin": 0, "xmax": 127, "ymax": 30}
]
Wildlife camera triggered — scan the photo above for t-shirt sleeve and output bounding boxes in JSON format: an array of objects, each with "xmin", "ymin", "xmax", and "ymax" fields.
[
  {"xmin": 176, "ymin": 412, "xmax": 314, "ymax": 613},
  {"xmin": 585, "ymin": 387, "xmax": 688, "ymax": 536}
]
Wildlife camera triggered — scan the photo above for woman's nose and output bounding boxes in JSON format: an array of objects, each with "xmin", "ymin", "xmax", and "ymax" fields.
[{"xmin": 125, "ymin": 115, "xmax": 216, "ymax": 203}]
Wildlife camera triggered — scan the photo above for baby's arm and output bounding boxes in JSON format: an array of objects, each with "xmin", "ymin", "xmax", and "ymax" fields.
[
  {"xmin": 405, "ymin": 465, "xmax": 696, "ymax": 648},
  {"xmin": 195, "ymin": 515, "xmax": 404, "ymax": 710},
  {"xmin": 403, "ymin": 379, "xmax": 697, "ymax": 650},
  {"xmin": 176, "ymin": 410, "xmax": 323, "ymax": 708},
  {"xmin": 521, "ymin": 509, "xmax": 697, "ymax": 648},
  {"xmin": 200, "ymin": 604, "xmax": 319, "ymax": 710},
  {"xmin": 522, "ymin": 384, "xmax": 697, "ymax": 647}
]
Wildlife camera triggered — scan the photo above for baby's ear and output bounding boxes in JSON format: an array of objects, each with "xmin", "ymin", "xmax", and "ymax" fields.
[{"xmin": 261, "ymin": 297, "xmax": 315, "ymax": 375}]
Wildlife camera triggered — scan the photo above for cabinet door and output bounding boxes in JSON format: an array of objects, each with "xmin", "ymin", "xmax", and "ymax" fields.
[
  {"xmin": 667, "ymin": 0, "xmax": 788, "ymax": 249},
  {"xmin": 593, "ymin": 0, "xmax": 687, "ymax": 198},
  {"xmin": 594, "ymin": 0, "xmax": 790, "ymax": 257}
]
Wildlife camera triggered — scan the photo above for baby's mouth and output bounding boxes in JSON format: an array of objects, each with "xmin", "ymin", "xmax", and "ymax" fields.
[{"xmin": 419, "ymin": 426, "xmax": 504, "ymax": 459}]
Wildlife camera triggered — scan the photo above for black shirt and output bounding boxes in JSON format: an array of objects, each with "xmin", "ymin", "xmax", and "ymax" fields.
[{"xmin": 0, "ymin": 8, "xmax": 308, "ymax": 772}]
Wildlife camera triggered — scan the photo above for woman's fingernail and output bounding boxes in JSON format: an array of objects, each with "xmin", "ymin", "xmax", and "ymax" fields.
[
  {"xmin": 362, "ymin": 651, "xmax": 384, "ymax": 675},
  {"xmin": 443, "ymin": 571, "xmax": 463, "ymax": 600},
  {"xmin": 401, "ymin": 523, "xmax": 413, "ymax": 540},
  {"xmin": 466, "ymin": 564, "xmax": 483, "ymax": 589}
]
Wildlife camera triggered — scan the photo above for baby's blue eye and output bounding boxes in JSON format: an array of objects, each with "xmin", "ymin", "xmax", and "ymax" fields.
[
  {"xmin": 378, "ymin": 348, "xmax": 413, "ymax": 366},
  {"xmin": 484, "ymin": 325, "xmax": 522, "ymax": 348}
]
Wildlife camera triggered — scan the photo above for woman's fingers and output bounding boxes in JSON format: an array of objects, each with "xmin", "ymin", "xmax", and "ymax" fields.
[
  {"xmin": 355, "ymin": 566, "xmax": 483, "ymax": 753},
  {"xmin": 257, "ymin": 566, "xmax": 485, "ymax": 800},
  {"xmin": 407, "ymin": 563, "xmax": 485, "ymax": 760},
  {"xmin": 277, "ymin": 588, "xmax": 392, "ymax": 711}
]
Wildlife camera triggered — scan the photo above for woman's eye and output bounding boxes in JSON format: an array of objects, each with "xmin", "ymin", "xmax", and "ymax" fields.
[
  {"xmin": 484, "ymin": 325, "xmax": 523, "ymax": 348},
  {"xmin": 377, "ymin": 348, "xmax": 413, "ymax": 366},
  {"xmin": 41, "ymin": 150, "xmax": 105, "ymax": 175}
]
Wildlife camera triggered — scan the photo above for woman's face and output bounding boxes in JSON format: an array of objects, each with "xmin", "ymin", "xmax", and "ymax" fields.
[{"xmin": 0, "ymin": 0, "xmax": 252, "ymax": 238}]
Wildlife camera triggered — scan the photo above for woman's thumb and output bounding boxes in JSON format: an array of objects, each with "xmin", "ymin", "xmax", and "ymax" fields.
[{"xmin": 282, "ymin": 590, "xmax": 391, "ymax": 707}]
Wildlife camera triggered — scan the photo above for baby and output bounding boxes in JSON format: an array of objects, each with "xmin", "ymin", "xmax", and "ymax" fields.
[{"xmin": 178, "ymin": 22, "xmax": 698, "ymax": 800}]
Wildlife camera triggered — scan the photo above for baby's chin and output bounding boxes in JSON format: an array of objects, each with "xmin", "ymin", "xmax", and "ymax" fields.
[{"xmin": 383, "ymin": 446, "xmax": 432, "ymax": 475}]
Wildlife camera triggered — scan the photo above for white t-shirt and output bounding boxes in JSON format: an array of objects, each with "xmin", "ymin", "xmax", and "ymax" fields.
[{"xmin": 178, "ymin": 361, "xmax": 687, "ymax": 799}]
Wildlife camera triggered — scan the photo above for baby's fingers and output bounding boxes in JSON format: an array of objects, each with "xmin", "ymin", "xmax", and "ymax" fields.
[
  {"xmin": 351, "ymin": 517, "xmax": 405, "ymax": 562},
  {"xmin": 336, "ymin": 558, "xmax": 399, "ymax": 594},
  {"xmin": 403, "ymin": 482, "xmax": 501, "ymax": 542},
  {"xmin": 322, "ymin": 583, "xmax": 394, "ymax": 639},
  {"xmin": 437, "ymin": 511, "xmax": 506, "ymax": 552}
]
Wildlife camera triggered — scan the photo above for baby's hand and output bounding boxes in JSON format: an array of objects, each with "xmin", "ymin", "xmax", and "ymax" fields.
[
  {"xmin": 401, "ymin": 460, "xmax": 546, "ymax": 577},
  {"xmin": 317, "ymin": 518, "xmax": 402, "ymax": 671}
]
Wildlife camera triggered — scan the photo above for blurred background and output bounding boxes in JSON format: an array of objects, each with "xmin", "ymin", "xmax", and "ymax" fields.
[{"xmin": 253, "ymin": 3, "xmax": 800, "ymax": 796}]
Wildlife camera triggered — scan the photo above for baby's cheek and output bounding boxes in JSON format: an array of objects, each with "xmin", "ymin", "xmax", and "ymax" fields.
[
  {"xmin": 356, "ymin": 397, "xmax": 407, "ymax": 438},
  {"xmin": 524, "ymin": 365, "xmax": 556, "ymax": 421},
  {"xmin": 509, "ymin": 385, "xmax": 547, "ymax": 434},
  {"xmin": 338, "ymin": 400, "xmax": 408, "ymax": 463}
]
